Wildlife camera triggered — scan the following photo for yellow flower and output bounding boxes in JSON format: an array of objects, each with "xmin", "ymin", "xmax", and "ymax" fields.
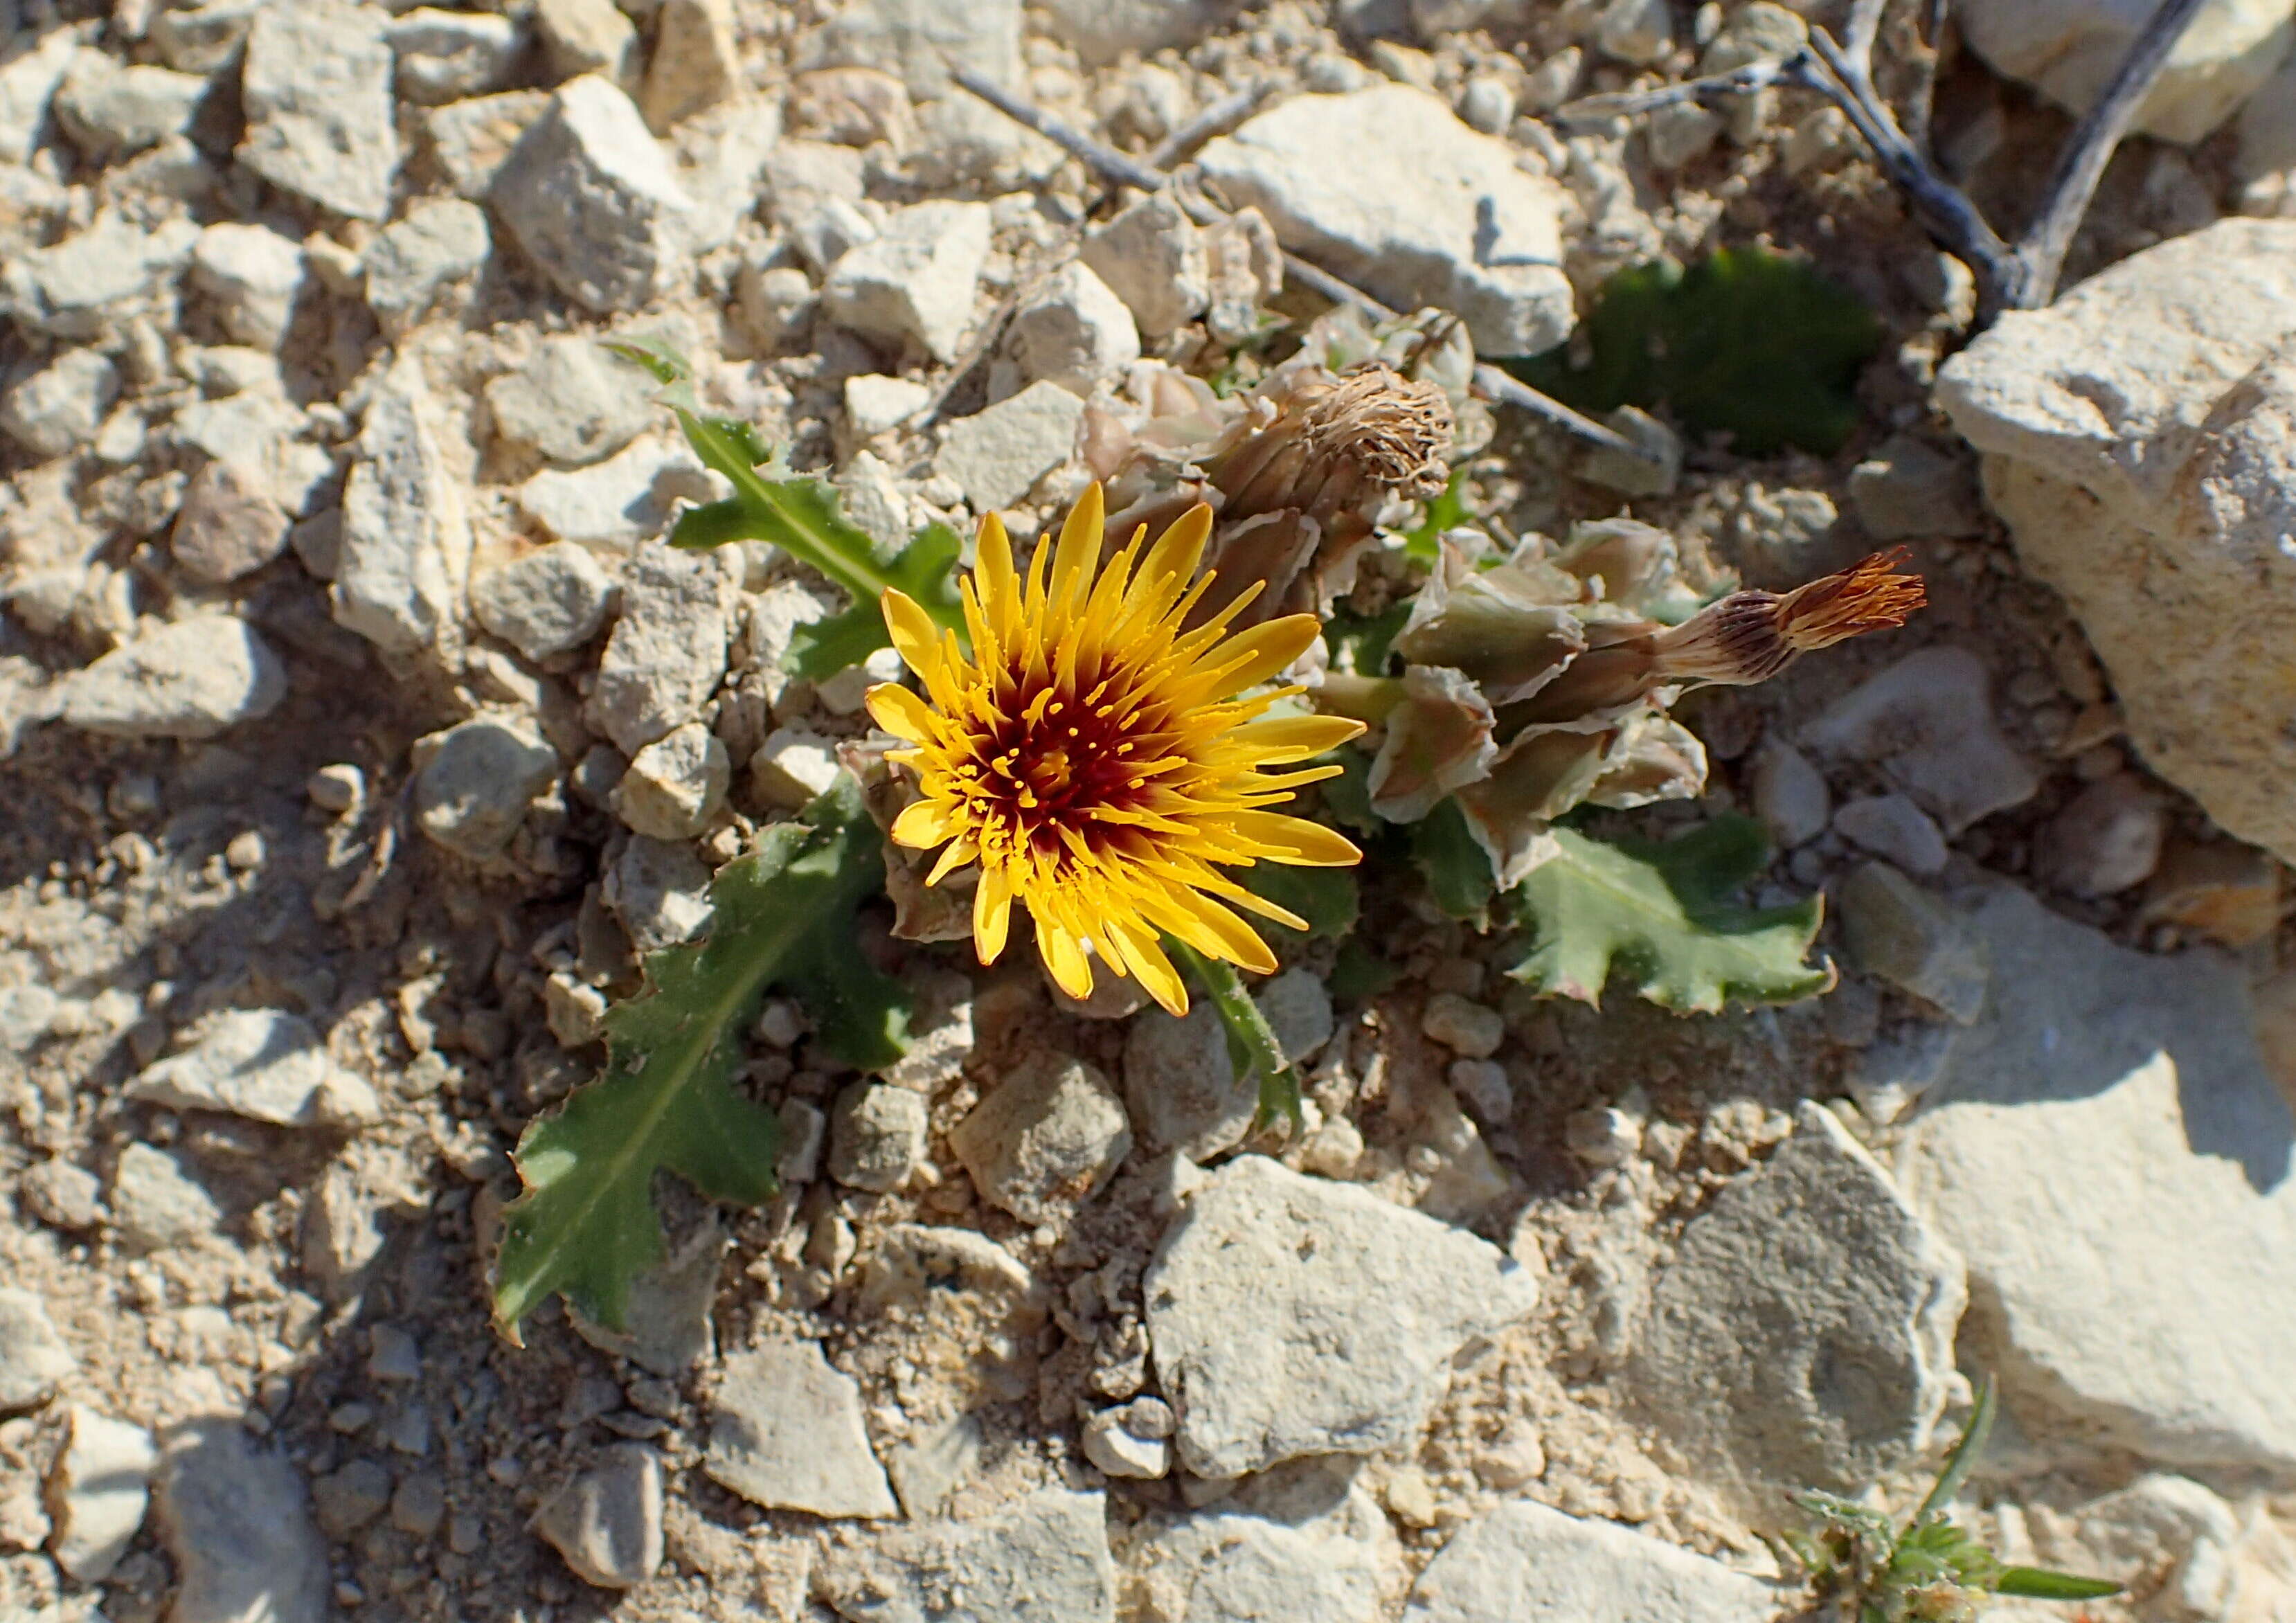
[{"xmin": 866, "ymin": 483, "xmax": 1366, "ymax": 1016}]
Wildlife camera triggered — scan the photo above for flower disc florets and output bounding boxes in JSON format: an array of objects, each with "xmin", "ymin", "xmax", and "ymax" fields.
[{"xmin": 866, "ymin": 483, "xmax": 1365, "ymax": 1015}]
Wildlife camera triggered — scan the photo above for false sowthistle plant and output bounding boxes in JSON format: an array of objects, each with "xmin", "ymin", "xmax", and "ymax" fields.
[
  {"xmin": 1786, "ymin": 1379, "xmax": 2122, "ymax": 1622},
  {"xmin": 490, "ymin": 333, "xmax": 1923, "ymax": 1338}
]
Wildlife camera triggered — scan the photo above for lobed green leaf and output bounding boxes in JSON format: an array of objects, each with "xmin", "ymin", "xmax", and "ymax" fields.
[
  {"xmin": 1509, "ymin": 247, "xmax": 1881, "ymax": 456},
  {"xmin": 1505, "ymin": 818, "xmax": 1831, "ymax": 1012},
  {"xmin": 492, "ymin": 777, "xmax": 907, "ymax": 1340},
  {"xmin": 602, "ymin": 337, "xmax": 965, "ymax": 672}
]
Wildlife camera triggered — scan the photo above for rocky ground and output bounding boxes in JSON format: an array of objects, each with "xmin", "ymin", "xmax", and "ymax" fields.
[{"xmin": 3, "ymin": 0, "xmax": 2296, "ymax": 1619}]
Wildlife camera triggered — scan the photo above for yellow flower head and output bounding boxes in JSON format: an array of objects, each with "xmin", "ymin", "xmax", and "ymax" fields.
[{"xmin": 866, "ymin": 483, "xmax": 1366, "ymax": 1016}]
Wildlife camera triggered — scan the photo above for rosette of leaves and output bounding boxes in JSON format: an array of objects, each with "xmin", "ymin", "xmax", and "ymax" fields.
[
  {"xmin": 1319, "ymin": 518, "xmax": 1722, "ymax": 890},
  {"xmin": 1313, "ymin": 522, "xmax": 1923, "ymax": 1010}
]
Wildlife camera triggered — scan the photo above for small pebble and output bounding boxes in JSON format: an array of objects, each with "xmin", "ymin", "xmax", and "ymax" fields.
[
  {"xmin": 307, "ymin": 763, "xmax": 365, "ymax": 813},
  {"xmin": 1421, "ymin": 993, "xmax": 1505, "ymax": 1059}
]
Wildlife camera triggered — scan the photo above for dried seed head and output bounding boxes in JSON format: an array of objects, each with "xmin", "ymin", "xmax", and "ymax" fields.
[{"xmin": 1650, "ymin": 548, "xmax": 1926, "ymax": 686}]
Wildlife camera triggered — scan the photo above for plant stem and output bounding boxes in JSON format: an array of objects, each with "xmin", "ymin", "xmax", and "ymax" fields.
[{"xmin": 1165, "ymin": 938, "xmax": 1304, "ymax": 1140}]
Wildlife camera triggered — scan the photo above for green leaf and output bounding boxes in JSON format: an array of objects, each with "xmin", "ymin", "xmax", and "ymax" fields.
[
  {"xmin": 1505, "ymin": 818, "xmax": 1831, "ymax": 1012},
  {"xmin": 1993, "ymin": 1568, "xmax": 2124, "ymax": 1601},
  {"xmin": 1509, "ymin": 248, "xmax": 1881, "ymax": 456},
  {"xmin": 492, "ymin": 776, "xmax": 906, "ymax": 1339},
  {"xmin": 1412, "ymin": 797, "xmax": 1497, "ymax": 920},
  {"xmin": 1327, "ymin": 940, "xmax": 1400, "ymax": 1002},
  {"xmin": 1324, "ymin": 601, "xmax": 1412, "ymax": 677},
  {"xmin": 1319, "ymin": 746, "xmax": 1380, "ymax": 836},
  {"xmin": 602, "ymin": 337, "xmax": 965, "ymax": 661},
  {"xmin": 1169, "ymin": 938, "xmax": 1303, "ymax": 1140},
  {"xmin": 1401, "ymin": 467, "xmax": 1469, "ymax": 563},
  {"xmin": 1917, "ymin": 1375, "xmax": 1997, "ymax": 1525},
  {"xmin": 1243, "ymin": 863, "xmax": 1359, "ymax": 945},
  {"xmin": 782, "ymin": 522, "xmax": 965, "ymax": 681}
]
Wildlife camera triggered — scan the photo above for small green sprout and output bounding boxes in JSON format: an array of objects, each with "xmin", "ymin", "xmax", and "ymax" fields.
[{"xmin": 1785, "ymin": 1379, "xmax": 2122, "ymax": 1622}]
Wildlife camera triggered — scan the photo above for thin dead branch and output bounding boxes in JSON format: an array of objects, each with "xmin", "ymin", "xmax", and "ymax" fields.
[
  {"xmin": 947, "ymin": 64, "xmax": 1658, "ymax": 466},
  {"xmin": 1563, "ymin": 0, "xmax": 2210, "ymax": 314}
]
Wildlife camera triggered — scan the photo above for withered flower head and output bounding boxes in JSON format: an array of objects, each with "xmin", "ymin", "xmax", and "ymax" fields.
[
  {"xmin": 1648, "ymin": 548, "xmax": 1928, "ymax": 687},
  {"xmin": 1097, "ymin": 357, "xmax": 1458, "ymax": 632},
  {"xmin": 1207, "ymin": 361, "xmax": 1455, "ymax": 519}
]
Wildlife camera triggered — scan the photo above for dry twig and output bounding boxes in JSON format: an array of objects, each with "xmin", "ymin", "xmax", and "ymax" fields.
[
  {"xmin": 948, "ymin": 64, "xmax": 1658, "ymax": 465},
  {"xmin": 1563, "ymin": 0, "xmax": 2211, "ymax": 314}
]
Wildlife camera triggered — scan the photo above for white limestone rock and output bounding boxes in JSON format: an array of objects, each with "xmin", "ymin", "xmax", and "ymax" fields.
[
  {"xmin": 1132, "ymin": 1471, "xmax": 1396, "ymax": 1623},
  {"xmin": 486, "ymin": 338, "xmax": 656, "ymax": 467},
  {"xmin": 1008, "ymin": 261, "xmax": 1140, "ymax": 395},
  {"xmin": 611, "ymin": 721, "xmax": 729, "ymax": 840},
  {"xmin": 1196, "ymin": 84, "xmax": 1571, "ymax": 356},
  {"xmin": 535, "ymin": 0, "xmax": 639, "ymax": 85},
  {"xmin": 361, "ymin": 197, "xmax": 490, "ymax": 337},
  {"xmin": 491, "ymin": 74, "xmax": 694, "ymax": 314},
  {"xmin": 0, "ymin": 1287, "xmax": 75, "ymax": 1412},
  {"xmin": 128, "ymin": 1009, "xmax": 381, "ymax": 1127},
  {"xmin": 750, "ymin": 727, "xmax": 843, "ymax": 809},
  {"xmin": 603, "ymin": 835, "xmax": 715, "ymax": 953},
  {"xmin": 1079, "ymin": 193, "xmax": 1211, "ymax": 340},
  {"xmin": 190, "ymin": 223, "xmax": 306, "ymax": 352},
  {"xmin": 822, "ymin": 198, "xmax": 992, "ymax": 365},
  {"xmin": 1403, "ymin": 1500, "xmax": 1781, "ymax": 1623},
  {"xmin": 1935, "ymin": 218, "xmax": 2296, "ymax": 863},
  {"xmin": 1896, "ymin": 879, "xmax": 2296, "ymax": 1471},
  {"xmin": 3, "ymin": 210, "xmax": 201, "ymax": 340},
  {"xmin": 424, "ymin": 88, "xmax": 550, "ymax": 198},
  {"xmin": 109, "ymin": 1145, "xmax": 222, "ymax": 1252},
  {"xmin": 46, "ymin": 1406, "xmax": 159, "ymax": 1581},
  {"xmin": 1, "ymin": 349, "xmax": 118, "ymax": 461},
  {"xmin": 818, "ymin": 1487, "xmax": 1115, "ymax": 1623},
  {"xmin": 705, "ymin": 1340, "xmax": 898, "ymax": 1518},
  {"xmin": 933, "ymin": 379, "xmax": 1084, "ymax": 511},
  {"xmin": 411, "ymin": 714, "xmax": 559, "ymax": 861},
  {"xmin": 638, "ymin": 0, "xmax": 739, "ymax": 132},
  {"xmin": 59, "ymin": 616, "xmax": 285, "ymax": 740},
  {"xmin": 514, "ymin": 434, "xmax": 714, "ymax": 552},
  {"xmin": 0, "ymin": 27, "xmax": 76, "ymax": 166},
  {"xmin": 1629, "ymin": 1104, "xmax": 1965, "ymax": 1507},
  {"xmin": 843, "ymin": 373, "xmax": 931, "ymax": 438},
  {"xmin": 53, "ymin": 53, "xmax": 205, "ymax": 161},
  {"xmin": 1955, "ymin": 0, "xmax": 2294, "ymax": 144},
  {"xmin": 154, "ymin": 1423, "xmax": 329, "ymax": 1623},
  {"xmin": 1802, "ymin": 647, "xmax": 2039, "ymax": 834},
  {"xmin": 1146, "ymin": 1156, "xmax": 1540, "ymax": 1478},
  {"xmin": 335, "ymin": 357, "xmax": 472, "ymax": 660},
  {"xmin": 387, "ymin": 8, "xmax": 523, "ymax": 105},
  {"xmin": 535, "ymin": 1444, "xmax": 662, "ymax": 1589},
  {"xmin": 803, "ymin": 0, "xmax": 1021, "ymax": 98},
  {"xmin": 470, "ymin": 541, "xmax": 616, "ymax": 663},
  {"xmin": 1037, "ymin": 0, "xmax": 1256, "ymax": 64},
  {"xmin": 949, "ymin": 1051, "xmax": 1131, "ymax": 1223},
  {"xmin": 585, "ymin": 543, "xmax": 731, "ymax": 754},
  {"xmin": 235, "ymin": 0, "xmax": 400, "ymax": 220}
]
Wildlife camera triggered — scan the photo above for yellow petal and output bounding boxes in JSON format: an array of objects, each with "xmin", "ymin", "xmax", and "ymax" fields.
[
  {"xmin": 1037, "ymin": 920, "xmax": 1095, "ymax": 1001},
  {"xmin": 1188, "ymin": 615, "xmax": 1322, "ymax": 699},
  {"xmin": 1049, "ymin": 482, "xmax": 1106, "ymax": 616},
  {"xmin": 1230, "ymin": 811, "xmax": 1362, "ymax": 866},
  {"xmin": 890, "ymin": 798, "xmax": 957, "ymax": 849},
  {"xmin": 977, "ymin": 510, "xmax": 1019, "ymax": 642},
  {"xmin": 1228, "ymin": 713, "xmax": 1368, "ymax": 762},
  {"xmin": 1107, "ymin": 920, "xmax": 1188, "ymax": 1016},
  {"xmin": 866, "ymin": 682, "xmax": 936, "ymax": 742},
  {"xmin": 925, "ymin": 837, "xmax": 978, "ymax": 884},
  {"xmin": 973, "ymin": 863, "xmax": 1014, "ymax": 965},
  {"xmin": 1136, "ymin": 503, "xmax": 1213, "ymax": 604},
  {"xmin": 881, "ymin": 590, "xmax": 944, "ymax": 683}
]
